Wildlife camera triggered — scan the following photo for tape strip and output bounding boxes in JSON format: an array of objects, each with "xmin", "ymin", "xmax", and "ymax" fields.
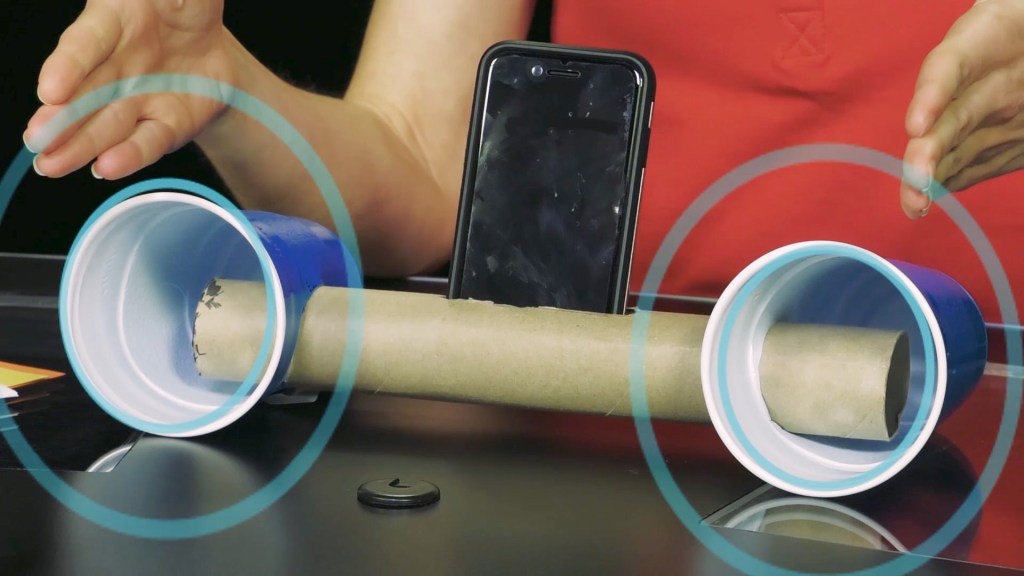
[{"xmin": 244, "ymin": 211, "xmax": 353, "ymax": 395}]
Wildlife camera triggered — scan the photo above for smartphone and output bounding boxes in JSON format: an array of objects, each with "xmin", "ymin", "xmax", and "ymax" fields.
[{"xmin": 447, "ymin": 40, "xmax": 655, "ymax": 314}]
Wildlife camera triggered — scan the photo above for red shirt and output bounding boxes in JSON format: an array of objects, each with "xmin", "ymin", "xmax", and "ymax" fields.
[
  {"xmin": 552, "ymin": 0, "xmax": 1023, "ymax": 324},
  {"xmin": 551, "ymin": 0, "xmax": 1024, "ymax": 566}
]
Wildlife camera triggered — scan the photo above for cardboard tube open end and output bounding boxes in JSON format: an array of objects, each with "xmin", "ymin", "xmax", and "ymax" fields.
[
  {"xmin": 758, "ymin": 324, "xmax": 911, "ymax": 442},
  {"xmin": 885, "ymin": 331, "xmax": 911, "ymax": 440}
]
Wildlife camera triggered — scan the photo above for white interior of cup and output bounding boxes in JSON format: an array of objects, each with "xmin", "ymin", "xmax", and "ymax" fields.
[
  {"xmin": 702, "ymin": 241, "xmax": 947, "ymax": 497},
  {"xmin": 61, "ymin": 193, "xmax": 286, "ymax": 437}
]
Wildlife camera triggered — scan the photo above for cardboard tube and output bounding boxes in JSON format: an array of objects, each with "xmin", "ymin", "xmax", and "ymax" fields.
[
  {"xmin": 760, "ymin": 324, "xmax": 909, "ymax": 440},
  {"xmin": 193, "ymin": 279, "xmax": 909, "ymax": 440}
]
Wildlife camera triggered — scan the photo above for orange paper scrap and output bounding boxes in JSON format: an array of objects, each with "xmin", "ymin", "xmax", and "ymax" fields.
[{"xmin": 0, "ymin": 361, "xmax": 64, "ymax": 398}]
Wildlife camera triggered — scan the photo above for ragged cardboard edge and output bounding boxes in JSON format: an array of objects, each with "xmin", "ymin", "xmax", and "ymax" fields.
[{"xmin": 192, "ymin": 278, "xmax": 226, "ymax": 378}]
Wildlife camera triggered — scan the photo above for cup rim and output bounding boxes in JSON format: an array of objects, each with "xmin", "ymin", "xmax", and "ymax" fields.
[
  {"xmin": 60, "ymin": 192, "xmax": 288, "ymax": 437},
  {"xmin": 701, "ymin": 240, "xmax": 948, "ymax": 497}
]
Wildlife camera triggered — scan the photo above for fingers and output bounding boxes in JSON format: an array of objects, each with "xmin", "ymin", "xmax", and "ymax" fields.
[
  {"xmin": 37, "ymin": 5, "xmax": 122, "ymax": 106},
  {"xmin": 900, "ymin": 126, "xmax": 940, "ymax": 215},
  {"xmin": 900, "ymin": 2, "xmax": 1024, "ymax": 217},
  {"xmin": 946, "ymin": 146, "xmax": 1024, "ymax": 190},
  {"xmin": 936, "ymin": 126, "xmax": 1021, "ymax": 183},
  {"xmin": 905, "ymin": 2, "xmax": 1012, "ymax": 137},
  {"xmin": 25, "ymin": 103, "xmax": 101, "ymax": 156},
  {"xmin": 912, "ymin": 68, "xmax": 1016, "ymax": 178},
  {"xmin": 23, "ymin": 106, "xmax": 65, "ymax": 153},
  {"xmin": 899, "ymin": 185, "xmax": 931, "ymax": 220},
  {"xmin": 899, "ymin": 163, "xmax": 934, "ymax": 220},
  {"xmin": 33, "ymin": 93, "xmax": 189, "ymax": 180},
  {"xmin": 906, "ymin": 46, "xmax": 972, "ymax": 138},
  {"xmin": 903, "ymin": 113, "xmax": 1024, "ymax": 213},
  {"xmin": 26, "ymin": 55, "xmax": 135, "ymax": 164},
  {"xmin": 32, "ymin": 98, "xmax": 140, "ymax": 178},
  {"xmin": 93, "ymin": 118, "xmax": 181, "ymax": 180}
]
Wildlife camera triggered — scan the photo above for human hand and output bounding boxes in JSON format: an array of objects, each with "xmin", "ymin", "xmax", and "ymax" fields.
[
  {"xmin": 25, "ymin": 0, "xmax": 234, "ymax": 179},
  {"xmin": 901, "ymin": 0, "xmax": 1024, "ymax": 218}
]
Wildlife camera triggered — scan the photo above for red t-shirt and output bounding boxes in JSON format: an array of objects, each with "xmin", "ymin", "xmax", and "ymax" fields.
[
  {"xmin": 551, "ymin": 0, "xmax": 1024, "ymax": 566},
  {"xmin": 552, "ymin": 0, "xmax": 1023, "ymax": 325}
]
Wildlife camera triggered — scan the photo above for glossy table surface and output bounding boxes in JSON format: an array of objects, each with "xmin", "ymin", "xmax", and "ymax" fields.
[{"xmin": 0, "ymin": 252, "xmax": 1022, "ymax": 575}]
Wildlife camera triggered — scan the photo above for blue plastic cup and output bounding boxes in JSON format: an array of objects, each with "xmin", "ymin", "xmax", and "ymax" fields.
[
  {"xmin": 701, "ymin": 241, "xmax": 987, "ymax": 497},
  {"xmin": 59, "ymin": 192, "xmax": 354, "ymax": 437}
]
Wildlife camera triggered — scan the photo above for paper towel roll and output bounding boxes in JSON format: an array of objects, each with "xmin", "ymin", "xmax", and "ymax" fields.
[{"xmin": 193, "ymin": 279, "xmax": 909, "ymax": 441}]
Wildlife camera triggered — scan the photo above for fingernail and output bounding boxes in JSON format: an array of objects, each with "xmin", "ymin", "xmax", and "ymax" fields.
[
  {"xmin": 22, "ymin": 131, "xmax": 37, "ymax": 154},
  {"xmin": 918, "ymin": 175, "xmax": 934, "ymax": 217},
  {"xmin": 32, "ymin": 156, "xmax": 46, "ymax": 177},
  {"xmin": 36, "ymin": 85, "xmax": 53, "ymax": 106},
  {"xmin": 90, "ymin": 163, "xmax": 103, "ymax": 180},
  {"xmin": 902, "ymin": 163, "xmax": 931, "ymax": 193},
  {"xmin": 919, "ymin": 173, "xmax": 934, "ymax": 198}
]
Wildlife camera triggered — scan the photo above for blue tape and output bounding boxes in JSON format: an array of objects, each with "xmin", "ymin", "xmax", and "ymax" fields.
[{"xmin": 244, "ymin": 210, "xmax": 351, "ymax": 395}]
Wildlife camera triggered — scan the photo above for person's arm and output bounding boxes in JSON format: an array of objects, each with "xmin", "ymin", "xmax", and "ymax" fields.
[
  {"xmin": 901, "ymin": 0, "xmax": 1024, "ymax": 218},
  {"xmin": 27, "ymin": 0, "xmax": 536, "ymax": 276},
  {"xmin": 196, "ymin": 1, "xmax": 537, "ymax": 275}
]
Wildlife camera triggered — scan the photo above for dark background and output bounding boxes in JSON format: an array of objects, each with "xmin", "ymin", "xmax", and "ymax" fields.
[{"xmin": 0, "ymin": 0, "xmax": 551, "ymax": 260}]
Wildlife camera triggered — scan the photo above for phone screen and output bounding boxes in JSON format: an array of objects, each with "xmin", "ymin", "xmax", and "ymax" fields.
[{"xmin": 453, "ymin": 52, "xmax": 645, "ymax": 313}]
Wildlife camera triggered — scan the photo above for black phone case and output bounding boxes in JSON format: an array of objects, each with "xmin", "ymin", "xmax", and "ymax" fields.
[{"xmin": 447, "ymin": 40, "xmax": 657, "ymax": 314}]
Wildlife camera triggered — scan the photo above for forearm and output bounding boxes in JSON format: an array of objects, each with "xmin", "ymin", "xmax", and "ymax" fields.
[{"xmin": 196, "ymin": 32, "xmax": 455, "ymax": 277}]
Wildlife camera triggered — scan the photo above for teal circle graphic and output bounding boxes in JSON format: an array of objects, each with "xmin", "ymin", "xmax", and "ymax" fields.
[
  {"xmin": 717, "ymin": 243, "xmax": 936, "ymax": 492},
  {"xmin": 59, "ymin": 178, "xmax": 282, "ymax": 435},
  {"xmin": 0, "ymin": 74, "xmax": 366, "ymax": 539},
  {"xmin": 628, "ymin": 144, "xmax": 1021, "ymax": 575}
]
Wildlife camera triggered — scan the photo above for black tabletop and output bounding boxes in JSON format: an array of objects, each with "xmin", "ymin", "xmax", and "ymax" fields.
[{"xmin": 1, "ymin": 252, "xmax": 1021, "ymax": 575}]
